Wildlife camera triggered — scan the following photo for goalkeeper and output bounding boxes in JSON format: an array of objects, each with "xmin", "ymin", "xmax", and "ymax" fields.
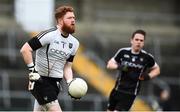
[
  {"xmin": 106, "ymin": 29, "xmax": 160, "ymax": 111},
  {"xmin": 20, "ymin": 5, "xmax": 79, "ymax": 111}
]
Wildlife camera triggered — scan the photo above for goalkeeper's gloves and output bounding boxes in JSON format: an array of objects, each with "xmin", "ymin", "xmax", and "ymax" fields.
[
  {"xmin": 27, "ymin": 63, "xmax": 41, "ymax": 81},
  {"xmin": 29, "ymin": 72, "xmax": 41, "ymax": 81}
]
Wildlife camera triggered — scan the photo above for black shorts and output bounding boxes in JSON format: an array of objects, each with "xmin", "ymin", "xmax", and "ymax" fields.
[
  {"xmin": 30, "ymin": 76, "xmax": 62, "ymax": 105},
  {"xmin": 107, "ymin": 89, "xmax": 136, "ymax": 111}
]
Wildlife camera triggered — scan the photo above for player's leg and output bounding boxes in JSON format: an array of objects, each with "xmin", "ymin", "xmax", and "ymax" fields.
[
  {"xmin": 115, "ymin": 92, "xmax": 136, "ymax": 111},
  {"xmin": 33, "ymin": 99, "xmax": 45, "ymax": 112},
  {"xmin": 31, "ymin": 77, "xmax": 62, "ymax": 111},
  {"xmin": 43, "ymin": 99, "xmax": 62, "ymax": 111},
  {"xmin": 107, "ymin": 89, "xmax": 118, "ymax": 111}
]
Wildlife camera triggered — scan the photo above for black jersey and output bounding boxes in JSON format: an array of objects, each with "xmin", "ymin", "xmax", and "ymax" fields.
[{"xmin": 113, "ymin": 47, "xmax": 156, "ymax": 95}]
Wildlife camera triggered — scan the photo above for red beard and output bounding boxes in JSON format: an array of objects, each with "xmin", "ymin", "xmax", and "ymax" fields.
[{"xmin": 62, "ymin": 22, "xmax": 75, "ymax": 34}]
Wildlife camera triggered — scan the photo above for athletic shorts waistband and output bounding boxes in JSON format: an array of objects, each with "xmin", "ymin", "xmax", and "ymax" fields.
[{"xmin": 41, "ymin": 76, "xmax": 62, "ymax": 81}]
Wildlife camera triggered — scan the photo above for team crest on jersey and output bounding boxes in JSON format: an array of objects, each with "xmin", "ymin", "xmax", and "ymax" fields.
[
  {"xmin": 69, "ymin": 43, "xmax": 73, "ymax": 49},
  {"xmin": 132, "ymin": 56, "xmax": 137, "ymax": 62},
  {"xmin": 44, "ymin": 96, "xmax": 48, "ymax": 101},
  {"xmin": 124, "ymin": 54, "xmax": 130, "ymax": 58},
  {"xmin": 140, "ymin": 58, "xmax": 144, "ymax": 62},
  {"xmin": 132, "ymin": 57, "xmax": 135, "ymax": 62}
]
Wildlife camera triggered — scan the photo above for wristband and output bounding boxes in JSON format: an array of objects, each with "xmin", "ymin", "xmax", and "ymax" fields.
[
  {"xmin": 27, "ymin": 62, "xmax": 35, "ymax": 72},
  {"xmin": 27, "ymin": 62, "xmax": 34, "ymax": 68}
]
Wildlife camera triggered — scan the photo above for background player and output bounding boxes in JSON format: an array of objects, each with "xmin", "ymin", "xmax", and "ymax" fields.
[{"xmin": 106, "ymin": 29, "xmax": 160, "ymax": 111}]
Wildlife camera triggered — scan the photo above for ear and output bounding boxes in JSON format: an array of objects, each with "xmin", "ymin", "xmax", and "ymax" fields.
[
  {"xmin": 130, "ymin": 38, "xmax": 133, "ymax": 44},
  {"xmin": 57, "ymin": 18, "xmax": 63, "ymax": 25}
]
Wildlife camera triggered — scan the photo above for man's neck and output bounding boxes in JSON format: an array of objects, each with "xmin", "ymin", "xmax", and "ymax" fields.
[
  {"xmin": 131, "ymin": 48, "xmax": 140, "ymax": 54},
  {"xmin": 60, "ymin": 30, "xmax": 69, "ymax": 37}
]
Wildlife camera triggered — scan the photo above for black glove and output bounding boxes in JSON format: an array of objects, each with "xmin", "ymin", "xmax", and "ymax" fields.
[
  {"xmin": 139, "ymin": 72, "xmax": 151, "ymax": 81},
  {"xmin": 139, "ymin": 66, "xmax": 151, "ymax": 81},
  {"xmin": 118, "ymin": 64, "xmax": 128, "ymax": 72}
]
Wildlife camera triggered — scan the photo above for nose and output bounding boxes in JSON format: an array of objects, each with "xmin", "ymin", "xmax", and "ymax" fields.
[
  {"xmin": 72, "ymin": 19, "xmax": 75, "ymax": 22},
  {"xmin": 72, "ymin": 19, "xmax": 75, "ymax": 24}
]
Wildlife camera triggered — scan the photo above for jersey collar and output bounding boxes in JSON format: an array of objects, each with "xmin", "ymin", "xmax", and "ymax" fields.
[
  {"xmin": 61, "ymin": 33, "xmax": 68, "ymax": 38},
  {"xmin": 131, "ymin": 49, "xmax": 141, "ymax": 55}
]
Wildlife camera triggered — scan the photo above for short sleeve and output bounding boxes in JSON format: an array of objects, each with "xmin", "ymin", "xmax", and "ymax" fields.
[
  {"xmin": 114, "ymin": 49, "xmax": 123, "ymax": 63},
  {"xmin": 37, "ymin": 32, "xmax": 53, "ymax": 46},
  {"xmin": 147, "ymin": 53, "xmax": 156, "ymax": 68},
  {"xmin": 71, "ymin": 39, "xmax": 79, "ymax": 56}
]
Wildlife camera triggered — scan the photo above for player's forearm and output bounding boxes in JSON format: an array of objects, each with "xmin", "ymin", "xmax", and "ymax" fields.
[
  {"xmin": 64, "ymin": 62, "xmax": 73, "ymax": 83},
  {"xmin": 149, "ymin": 66, "xmax": 160, "ymax": 79},
  {"xmin": 64, "ymin": 68, "xmax": 73, "ymax": 83},
  {"xmin": 21, "ymin": 51, "xmax": 33, "ymax": 65},
  {"xmin": 107, "ymin": 64, "xmax": 118, "ymax": 69}
]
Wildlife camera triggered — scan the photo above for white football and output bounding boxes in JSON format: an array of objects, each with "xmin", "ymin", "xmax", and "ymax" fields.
[{"xmin": 68, "ymin": 78, "xmax": 88, "ymax": 99}]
